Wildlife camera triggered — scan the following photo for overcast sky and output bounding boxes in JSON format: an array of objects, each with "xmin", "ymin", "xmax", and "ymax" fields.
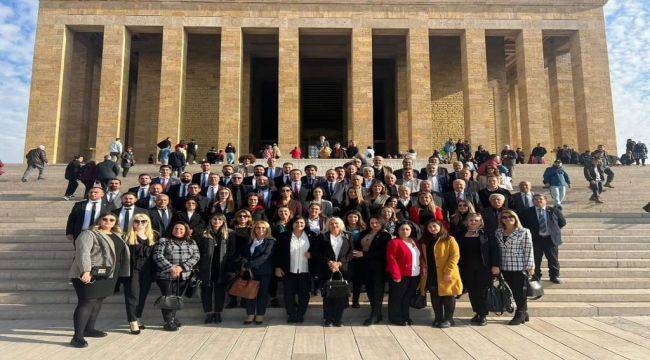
[{"xmin": 0, "ymin": 0, "xmax": 647, "ymax": 163}]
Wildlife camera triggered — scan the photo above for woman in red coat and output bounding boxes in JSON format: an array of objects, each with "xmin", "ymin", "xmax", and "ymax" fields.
[{"xmin": 386, "ymin": 221, "xmax": 421, "ymax": 326}]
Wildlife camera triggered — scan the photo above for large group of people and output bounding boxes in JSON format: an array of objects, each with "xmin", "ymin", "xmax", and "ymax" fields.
[{"xmin": 61, "ymin": 142, "xmax": 580, "ymax": 348}]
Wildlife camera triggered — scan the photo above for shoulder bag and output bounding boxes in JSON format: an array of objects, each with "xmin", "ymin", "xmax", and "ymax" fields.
[
  {"xmin": 321, "ymin": 271, "xmax": 351, "ymax": 299},
  {"xmin": 154, "ymin": 278, "xmax": 184, "ymax": 310},
  {"xmin": 228, "ymin": 269, "xmax": 260, "ymax": 300}
]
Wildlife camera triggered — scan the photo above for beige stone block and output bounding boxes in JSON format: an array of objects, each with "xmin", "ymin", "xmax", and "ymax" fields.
[
  {"xmin": 348, "ymin": 27, "xmax": 373, "ymax": 149},
  {"xmin": 217, "ymin": 26, "xmax": 243, "ymax": 151},
  {"xmin": 461, "ymin": 29, "xmax": 493, "ymax": 151},
  {"xmin": 516, "ymin": 28, "xmax": 552, "ymax": 153},
  {"xmin": 157, "ymin": 26, "xmax": 187, "ymax": 144},
  {"xmin": 278, "ymin": 27, "xmax": 300, "ymax": 153},
  {"xmin": 406, "ymin": 28, "xmax": 432, "ymax": 156},
  {"xmin": 95, "ymin": 25, "xmax": 131, "ymax": 160}
]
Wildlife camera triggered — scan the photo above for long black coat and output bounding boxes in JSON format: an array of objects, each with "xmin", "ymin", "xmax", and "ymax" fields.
[
  {"xmin": 313, "ymin": 231, "xmax": 353, "ymax": 284},
  {"xmin": 196, "ymin": 229, "xmax": 240, "ymax": 284},
  {"xmin": 354, "ymin": 229, "xmax": 391, "ymax": 277}
]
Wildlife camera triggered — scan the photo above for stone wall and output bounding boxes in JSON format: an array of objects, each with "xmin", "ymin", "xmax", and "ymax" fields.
[{"xmin": 131, "ymin": 48, "xmax": 162, "ymax": 162}]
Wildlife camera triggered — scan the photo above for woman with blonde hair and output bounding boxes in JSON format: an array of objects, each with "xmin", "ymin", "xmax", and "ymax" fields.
[
  {"xmin": 123, "ymin": 213, "xmax": 158, "ymax": 334},
  {"xmin": 69, "ymin": 212, "xmax": 129, "ymax": 347},
  {"xmin": 338, "ymin": 187, "xmax": 370, "ymax": 221},
  {"xmin": 365, "ymin": 180, "xmax": 388, "ymax": 216},
  {"xmin": 380, "ymin": 206, "xmax": 398, "ymax": 236},
  {"xmin": 240, "ymin": 220, "xmax": 276, "ymax": 324},
  {"xmin": 492, "ymin": 209, "xmax": 534, "ymax": 325},
  {"xmin": 409, "ymin": 192, "xmax": 445, "ymax": 227}
]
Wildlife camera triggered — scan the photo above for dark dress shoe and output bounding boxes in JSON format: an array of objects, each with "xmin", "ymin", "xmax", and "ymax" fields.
[
  {"xmin": 130, "ymin": 329, "xmax": 141, "ymax": 335},
  {"xmin": 296, "ymin": 316, "xmax": 305, "ymax": 323},
  {"xmin": 205, "ymin": 314, "xmax": 214, "ymax": 324},
  {"xmin": 163, "ymin": 322, "xmax": 178, "ymax": 331},
  {"xmin": 437, "ymin": 321, "xmax": 451, "ymax": 329},
  {"xmin": 474, "ymin": 316, "xmax": 487, "ymax": 326},
  {"xmin": 363, "ymin": 318, "xmax": 374, "ymax": 326},
  {"xmin": 243, "ymin": 320, "xmax": 253, "ymax": 325},
  {"xmin": 173, "ymin": 319, "xmax": 182, "ymax": 327},
  {"xmin": 550, "ymin": 277, "xmax": 563, "ymax": 284},
  {"xmin": 405, "ymin": 318, "xmax": 414, "ymax": 326},
  {"xmin": 70, "ymin": 337, "xmax": 88, "ymax": 348},
  {"xmin": 287, "ymin": 315, "xmax": 297, "ymax": 323},
  {"xmin": 333, "ymin": 321, "xmax": 343, "ymax": 327},
  {"xmin": 469, "ymin": 314, "xmax": 480, "ymax": 324},
  {"xmin": 254, "ymin": 320, "xmax": 264, "ymax": 325},
  {"xmin": 390, "ymin": 320, "xmax": 407, "ymax": 326},
  {"xmin": 84, "ymin": 329, "xmax": 107, "ymax": 338},
  {"xmin": 214, "ymin": 313, "xmax": 223, "ymax": 323},
  {"xmin": 322, "ymin": 319, "xmax": 332, "ymax": 327}
]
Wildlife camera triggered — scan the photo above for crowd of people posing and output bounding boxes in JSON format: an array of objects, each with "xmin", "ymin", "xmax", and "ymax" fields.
[{"xmin": 65, "ymin": 154, "xmax": 567, "ymax": 348}]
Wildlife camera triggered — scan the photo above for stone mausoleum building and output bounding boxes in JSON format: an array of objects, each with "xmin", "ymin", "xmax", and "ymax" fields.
[{"xmin": 24, "ymin": 0, "xmax": 617, "ymax": 163}]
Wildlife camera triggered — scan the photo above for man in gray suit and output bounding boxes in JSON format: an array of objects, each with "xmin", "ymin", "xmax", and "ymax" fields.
[{"xmin": 103, "ymin": 178, "xmax": 123, "ymax": 208}]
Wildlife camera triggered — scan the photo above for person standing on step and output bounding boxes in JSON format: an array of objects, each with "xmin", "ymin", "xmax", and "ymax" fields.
[
  {"xmin": 386, "ymin": 221, "xmax": 421, "ymax": 326},
  {"xmin": 122, "ymin": 213, "xmax": 157, "ymax": 334},
  {"xmin": 64, "ymin": 155, "xmax": 84, "ymax": 200},
  {"xmin": 120, "ymin": 146, "xmax": 135, "ymax": 178},
  {"xmin": 240, "ymin": 220, "xmax": 276, "ymax": 325},
  {"xmin": 522, "ymin": 194, "xmax": 566, "ymax": 284},
  {"xmin": 109, "ymin": 138, "xmax": 123, "ymax": 162},
  {"xmin": 491, "ymin": 209, "xmax": 534, "ymax": 326},
  {"xmin": 68, "ymin": 212, "xmax": 129, "ymax": 347},
  {"xmin": 21, "ymin": 145, "xmax": 48, "ymax": 182},
  {"xmin": 96, "ymin": 155, "xmax": 120, "ymax": 189},
  {"xmin": 542, "ymin": 160, "xmax": 571, "ymax": 210}
]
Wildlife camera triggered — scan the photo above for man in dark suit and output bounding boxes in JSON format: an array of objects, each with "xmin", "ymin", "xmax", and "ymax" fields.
[
  {"xmin": 478, "ymin": 176, "xmax": 512, "ymax": 209},
  {"xmin": 442, "ymin": 179, "xmax": 481, "ymax": 219},
  {"xmin": 392, "ymin": 157, "xmax": 419, "ymax": 180},
  {"xmin": 151, "ymin": 165, "xmax": 180, "ymax": 193},
  {"xmin": 192, "ymin": 161, "xmax": 215, "ymax": 192},
  {"xmin": 419, "ymin": 156, "xmax": 449, "ymax": 178},
  {"xmin": 418, "ymin": 163, "xmax": 450, "ymax": 194},
  {"xmin": 273, "ymin": 162, "xmax": 294, "ymax": 189},
  {"xmin": 459, "ymin": 169, "xmax": 480, "ymax": 194},
  {"xmin": 229, "ymin": 172, "xmax": 251, "ymax": 209},
  {"xmin": 522, "ymin": 194, "xmax": 566, "ymax": 283},
  {"xmin": 301, "ymin": 164, "xmax": 325, "ymax": 191},
  {"xmin": 183, "ymin": 184, "xmax": 210, "ymax": 213},
  {"xmin": 136, "ymin": 183, "xmax": 164, "ymax": 209},
  {"xmin": 264, "ymin": 158, "xmax": 282, "ymax": 182},
  {"xmin": 112, "ymin": 192, "xmax": 148, "ymax": 232},
  {"xmin": 243, "ymin": 164, "xmax": 266, "ymax": 189},
  {"xmin": 66, "ymin": 187, "xmax": 113, "ymax": 240},
  {"xmin": 322, "ymin": 169, "xmax": 345, "ymax": 206},
  {"xmin": 371, "ymin": 156, "xmax": 392, "ymax": 181},
  {"xmin": 149, "ymin": 194, "xmax": 174, "ymax": 236},
  {"xmin": 128, "ymin": 173, "xmax": 152, "ymax": 200},
  {"xmin": 479, "ymin": 193, "xmax": 508, "ymax": 237},
  {"xmin": 202, "ymin": 173, "xmax": 221, "ymax": 203},
  {"xmin": 511, "ymin": 181, "xmax": 535, "ymax": 218},
  {"xmin": 411, "ymin": 180, "xmax": 444, "ymax": 208},
  {"xmin": 219, "ymin": 164, "xmax": 235, "ymax": 187},
  {"xmin": 447, "ymin": 161, "xmax": 465, "ymax": 183},
  {"xmin": 168, "ymin": 172, "xmax": 193, "ymax": 209},
  {"xmin": 255, "ymin": 176, "xmax": 274, "ymax": 209},
  {"xmin": 96, "ymin": 155, "xmax": 120, "ymax": 189},
  {"xmin": 289, "ymin": 169, "xmax": 311, "ymax": 206}
]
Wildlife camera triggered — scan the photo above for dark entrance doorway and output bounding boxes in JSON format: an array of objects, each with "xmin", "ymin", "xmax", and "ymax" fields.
[
  {"xmin": 300, "ymin": 58, "xmax": 347, "ymax": 150},
  {"xmin": 373, "ymin": 58, "xmax": 397, "ymax": 156},
  {"xmin": 249, "ymin": 57, "xmax": 279, "ymax": 154}
]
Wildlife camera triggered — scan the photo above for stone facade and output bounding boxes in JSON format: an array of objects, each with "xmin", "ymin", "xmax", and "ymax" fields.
[{"xmin": 24, "ymin": 0, "xmax": 617, "ymax": 162}]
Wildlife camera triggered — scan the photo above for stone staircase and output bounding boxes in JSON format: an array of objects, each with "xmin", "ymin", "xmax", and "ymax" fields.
[{"xmin": 1, "ymin": 161, "xmax": 650, "ymax": 321}]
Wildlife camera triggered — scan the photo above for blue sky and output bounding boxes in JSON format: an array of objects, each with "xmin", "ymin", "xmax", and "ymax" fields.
[{"xmin": 0, "ymin": 0, "xmax": 648, "ymax": 163}]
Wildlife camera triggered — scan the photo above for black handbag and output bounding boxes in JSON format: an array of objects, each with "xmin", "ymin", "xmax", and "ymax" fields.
[
  {"xmin": 410, "ymin": 276, "xmax": 427, "ymax": 309},
  {"xmin": 321, "ymin": 271, "xmax": 351, "ymax": 299},
  {"xmin": 485, "ymin": 274, "xmax": 514, "ymax": 315},
  {"xmin": 184, "ymin": 269, "xmax": 202, "ymax": 298},
  {"xmin": 154, "ymin": 278, "xmax": 184, "ymax": 310},
  {"xmin": 90, "ymin": 233, "xmax": 113, "ymax": 280},
  {"xmin": 526, "ymin": 277, "xmax": 544, "ymax": 300}
]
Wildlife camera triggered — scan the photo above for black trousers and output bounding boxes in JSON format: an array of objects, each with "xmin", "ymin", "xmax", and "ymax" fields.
[
  {"xmin": 502, "ymin": 271, "xmax": 527, "ymax": 312},
  {"xmin": 201, "ymin": 281, "xmax": 227, "ymax": 313},
  {"xmin": 323, "ymin": 296, "xmax": 348, "ymax": 323},
  {"xmin": 534, "ymin": 236, "xmax": 560, "ymax": 279},
  {"xmin": 364, "ymin": 268, "xmax": 385, "ymax": 319},
  {"xmin": 283, "ymin": 272, "xmax": 311, "ymax": 318},
  {"xmin": 156, "ymin": 279, "xmax": 187, "ymax": 323},
  {"xmin": 246, "ymin": 274, "xmax": 271, "ymax": 316},
  {"xmin": 460, "ymin": 265, "xmax": 489, "ymax": 316},
  {"xmin": 65, "ymin": 179, "xmax": 79, "ymax": 197},
  {"xmin": 82, "ymin": 181, "xmax": 95, "ymax": 198},
  {"xmin": 351, "ymin": 259, "xmax": 363, "ymax": 304},
  {"xmin": 123, "ymin": 268, "xmax": 154, "ymax": 322},
  {"xmin": 430, "ymin": 292, "xmax": 456, "ymax": 322},
  {"xmin": 387, "ymin": 276, "xmax": 418, "ymax": 323},
  {"xmin": 72, "ymin": 281, "xmax": 105, "ymax": 340},
  {"xmin": 604, "ymin": 167, "xmax": 614, "ymax": 183},
  {"xmin": 122, "ymin": 167, "xmax": 131, "ymax": 177},
  {"xmin": 590, "ymin": 180, "xmax": 603, "ymax": 197}
]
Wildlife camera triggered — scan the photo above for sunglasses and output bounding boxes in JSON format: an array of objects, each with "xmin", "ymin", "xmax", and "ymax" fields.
[
  {"xmin": 133, "ymin": 220, "xmax": 148, "ymax": 224},
  {"xmin": 101, "ymin": 218, "xmax": 116, "ymax": 222},
  {"xmin": 238, "ymin": 215, "xmax": 250, "ymax": 218},
  {"xmin": 501, "ymin": 216, "xmax": 515, "ymax": 220},
  {"xmin": 281, "ymin": 189, "xmax": 292, "ymax": 192}
]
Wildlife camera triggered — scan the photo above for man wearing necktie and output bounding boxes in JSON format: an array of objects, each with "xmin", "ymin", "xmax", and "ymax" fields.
[
  {"xmin": 523, "ymin": 194, "xmax": 566, "ymax": 284},
  {"xmin": 66, "ymin": 187, "xmax": 112, "ymax": 241},
  {"xmin": 113, "ymin": 193, "xmax": 146, "ymax": 233},
  {"xmin": 149, "ymin": 194, "xmax": 173, "ymax": 235}
]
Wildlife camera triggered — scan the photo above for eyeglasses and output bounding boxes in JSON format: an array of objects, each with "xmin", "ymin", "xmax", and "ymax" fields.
[
  {"xmin": 133, "ymin": 220, "xmax": 148, "ymax": 224},
  {"xmin": 458, "ymin": 204, "xmax": 469, "ymax": 207},
  {"xmin": 501, "ymin": 216, "xmax": 515, "ymax": 220},
  {"xmin": 101, "ymin": 218, "xmax": 116, "ymax": 222}
]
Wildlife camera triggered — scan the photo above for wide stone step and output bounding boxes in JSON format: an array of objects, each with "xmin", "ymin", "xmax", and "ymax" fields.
[
  {"xmin": 541, "ymin": 259, "xmax": 650, "ymax": 268},
  {"xmin": 0, "ymin": 242, "xmax": 73, "ymax": 251},
  {"xmin": 562, "ymin": 242, "xmax": 650, "ymax": 250},
  {"xmin": 560, "ymin": 250, "xmax": 650, "ymax": 259}
]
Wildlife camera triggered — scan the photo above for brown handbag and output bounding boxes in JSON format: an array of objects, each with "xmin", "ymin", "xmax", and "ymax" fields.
[{"xmin": 228, "ymin": 270, "xmax": 260, "ymax": 300}]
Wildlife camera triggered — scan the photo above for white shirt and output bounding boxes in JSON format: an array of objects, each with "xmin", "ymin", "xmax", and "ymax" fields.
[
  {"xmin": 405, "ymin": 240, "xmax": 421, "ymax": 276},
  {"xmin": 429, "ymin": 175, "xmax": 440, "ymax": 192},
  {"xmin": 250, "ymin": 238, "xmax": 265, "ymax": 254},
  {"xmin": 119, "ymin": 207, "xmax": 134, "ymax": 230},
  {"xmin": 200, "ymin": 172, "xmax": 210, "ymax": 187},
  {"xmin": 179, "ymin": 183, "xmax": 189, "ymax": 198},
  {"xmin": 308, "ymin": 218, "xmax": 321, "ymax": 233},
  {"xmin": 594, "ymin": 166, "xmax": 601, "ymax": 181},
  {"xmin": 363, "ymin": 178, "xmax": 373, "ymax": 188},
  {"xmin": 83, "ymin": 201, "xmax": 101, "ymax": 230},
  {"xmin": 109, "ymin": 141, "xmax": 123, "ymax": 153},
  {"xmin": 365, "ymin": 149, "xmax": 375, "ymax": 158},
  {"xmin": 330, "ymin": 233, "xmax": 343, "ymax": 259},
  {"xmin": 290, "ymin": 232, "xmax": 310, "ymax": 274},
  {"xmin": 521, "ymin": 192, "xmax": 534, "ymax": 208},
  {"xmin": 206, "ymin": 185, "xmax": 218, "ymax": 201}
]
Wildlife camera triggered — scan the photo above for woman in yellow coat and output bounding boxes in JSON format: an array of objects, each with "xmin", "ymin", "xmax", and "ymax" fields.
[{"xmin": 419, "ymin": 219, "xmax": 462, "ymax": 328}]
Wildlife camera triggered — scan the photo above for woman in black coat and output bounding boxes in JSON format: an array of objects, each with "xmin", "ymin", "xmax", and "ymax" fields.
[
  {"xmin": 337, "ymin": 188, "xmax": 370, "ymax": 222},
  {"xmin": 273, "ymin": 216, "xmax": 318, "ymax": 323},
  {"xmin": 354, "ymin": 216, "xmax": 391, "ymax": 325},
  {"xmin": 240, "ymin": 220, "xmax": 276, "ymax": 325},
  {"xmin": 313, "ymin": 217, "xmax": 353, "ymax": 327},
  {"xmin": 171, "ymin": 197, "xmax": 205, "ymax": 235},
  {"xmin": 196, "ymin": 213, "xmax": 240, "ymax": 324}
]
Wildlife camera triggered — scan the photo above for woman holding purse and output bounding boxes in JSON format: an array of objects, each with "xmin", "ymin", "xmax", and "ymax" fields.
[
  {"xmin": 197, "ymin": 213, "xmax": 239, "ymax": 324},
  {"xmin": 152, "ymin": 221, "xmax": 200, "ymax": 331},
  {"xmin": 314, "ymin": 217, "xmax": 353, "ymax": 327},
  {"xmin": 240, "ymin": 220, "xmax": 276, "ymax": 325},
  {"xmin": 122, "ymin": 213, "xmax": 157, "ymax": 334},
  {"xmin": 68, "ymin": 212, "xmax": 130, "ymax": 348}
]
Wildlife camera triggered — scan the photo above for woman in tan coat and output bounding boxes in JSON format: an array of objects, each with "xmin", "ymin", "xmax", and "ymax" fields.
[{"xmin": 420, "ymin": 219, "xmax": 462, "ymax": 328}]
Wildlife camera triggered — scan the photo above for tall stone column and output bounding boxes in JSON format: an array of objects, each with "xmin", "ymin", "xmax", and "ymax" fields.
[
  {"xmin": 24, "ymin": 24, "xmax": 72, "ymax": 163},
  {"xmin": 157, "ymin": 26, "xmax": 187, "ymax": 144},
  {"xmin": 570, "ymin": 24, "xmax": 617, "ymax": 152},
  {"xmin": 278, "ymin": 27, "xmax": 300, "ymax": 155},
  {"xmin": 95, "ymin": 25, "xmax": 131, "ymax": 160},
  {"xmin": 406, "ymin": 28, "xmax": 433, "ymax": 156},
  {"xmin": 548, "ymin": 50, "xmax": 578, "ymax": 148},
  {"xmin": 217, "ymin": 27, "xmax": 243, "ymax": 151},
  {"xmin": 516, "ymin": 29, "xmax": 551, "ymax": 153},
  {"xmin": 461, "ymin": 29, "xmax": 493, "ymax": 151},
  {"xmin": 348, "ymin": 27, "xmax": 374, "ymax": 149},
  {"xmin": 396, "ymin": 55, "xmax": 410, "ymax": 153},
  {"xmin": 486, "ymin": 37, "xmax": 510, "ymax": 151}
]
